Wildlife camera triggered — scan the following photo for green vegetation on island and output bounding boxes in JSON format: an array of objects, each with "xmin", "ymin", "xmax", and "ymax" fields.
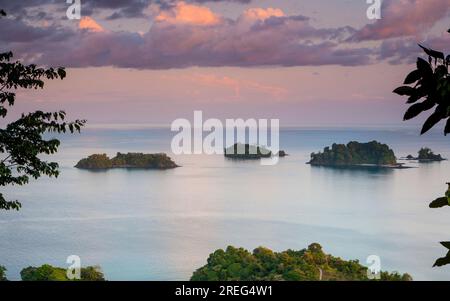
[
  {"xmin": 308, "ymin": 141, "xmax": 399, "ymax": 167},
  {"xmin": 224, "ymin": 143, "xmax": 272, "ymax": 159},
  {"xmin": 75, "ymin": 152, "xmax": 178, "ymax": 170},
  {"xmin": 0, "ymin": 264, "xmax": 105, "ymax": 281},
  {"xmin": 405, "ymin": 148, "xmax": 446, "ymax": 162},
  {"xmin": 20, "ymin": 264, "xmax": 105, "ymax": 281},
  {"xmin": 0, "ymin": 266, "xmax": 7, "ymax": 281},
  {"xmin": 418, "ymin": 147, "xmax": 443, "ymax": 161},
  {"xmin": 191, "ymin": 243, "xmax": 412, "ymax": 281}
]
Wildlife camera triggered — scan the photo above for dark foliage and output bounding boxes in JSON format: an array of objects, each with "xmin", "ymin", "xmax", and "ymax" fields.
[
  {"xmin": 395, "ymin": 29, "xmax": 450, "ymax": 267},
  {"xmin": 393, "ymin": 30, "xmax": 450, "ymax": 135},
  {"xmin": 434, "ymin": 242, "xmax": 450, "ymax": 267},
  {"xmin": 0, "ymin": 11, "xmax": 85, "ymax": 210},
  {"xmin": 430, "ymin": 184, "xmax": 450, "ymax": 266}
]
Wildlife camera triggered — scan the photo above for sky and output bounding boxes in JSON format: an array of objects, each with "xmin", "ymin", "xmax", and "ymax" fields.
[{"xmin": 0, "ymin": 0, "xmax": 449, "ymax": 126}]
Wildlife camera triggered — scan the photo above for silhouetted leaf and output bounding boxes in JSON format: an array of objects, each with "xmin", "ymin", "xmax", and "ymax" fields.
[
  {"xmin": 57, "ymin": 68, "xmax": 66, "ymax": 79},
  {"xmin": 445, "ymin": 119, "xmax": 450, "ymax": 135},
  {"xmin": 435, "ymin": 65, "xmax": 448, "ymax": 78},
  {"xmin": 429, "ymin": 197, "xmax": 449, "ymax": 208},
  {"xmin": 417, "ymin": 58, "xmax": 433, "ymax": 78},
  {"xmin": 404, "ymin": 98, "xmax": 435, "ymax": 117},
  {"xmin": 441, "ymin": 242, "xmax": 450, "ymax": 250},
  {"xmin": 422, "ymin": 99, "xmax": 437, "ymax": 111},
  {"xmin": 393, "ymin": 86, "xmax": 415, "ymax": 96},
  {"xmin": 421, "ymin": 111, "xmax": 444, "ymax": 134},
  {"xmin": 433, "ymin": 253, "xmax": 450, "ymax": 267},
  {"xmin": 419, "ymin": 44, "xmax": 445, "ymax": 60},
  {"xmin": 396, "ymin": 35, "xmax": 450, "ymax": 136},
  {"xmin": 403, "ymin": 69, "xmax": 421, "ymax": 84},
  {"xmin": 406, "ymin": 89, "xmax": 425, "ymax": 103},
  {"xmin": 404, "ymin": 103, "xmax": 425, "ymax": 120}
]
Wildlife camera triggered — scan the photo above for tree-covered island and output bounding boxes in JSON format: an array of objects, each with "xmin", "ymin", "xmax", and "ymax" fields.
[
  {"xmin": 20, "ymin": 264, "xmax": 105, "ymax": 281},
  {"xmin": 191, "ymin": 243, "xmax": 412, "ymax": 281},
  {"xmin": 405, "ymin": 148, "xmax": 446, "ymax": 162},
  {"xmin": 224, "ymin": 143, "xmax": 273, "ymax": 159},
  {"xmin": 308, "ymin": 141, "xmax": 403, "ymax": 168},
  {"xmin": 0, "ymin": 264, "xmax": 106, "ymax": 281},
  {"xmin": 75, "ymin": 152, "xmax": 178, "ymax": 170}
]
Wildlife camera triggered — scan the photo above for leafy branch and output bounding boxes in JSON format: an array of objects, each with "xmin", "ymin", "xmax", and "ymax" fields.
[
  {"xmin": 394, "ymin": 28, "xmax": 450, "ymax": 267},
  {"xmin": 0, "ymin": 11, "xmax": 86, "ymax": 210},
  {"xmin": 394, "ymin": 37, "xmax": 450, "ymax": 135}
]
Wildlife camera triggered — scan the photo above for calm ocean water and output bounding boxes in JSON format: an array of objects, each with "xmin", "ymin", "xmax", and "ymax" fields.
[{"xmin": 1, "ymin": 126, "xmax": 450, "ymax": 280}]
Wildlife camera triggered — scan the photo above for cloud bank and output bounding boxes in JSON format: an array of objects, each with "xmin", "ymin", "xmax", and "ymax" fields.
[
  {"xmin": 352, "ymin": 0, "xmax": 450, "ymax": 41},
  {"xmin": 0, "ymin": 0, "xmax": 448, "ymax": 69}
]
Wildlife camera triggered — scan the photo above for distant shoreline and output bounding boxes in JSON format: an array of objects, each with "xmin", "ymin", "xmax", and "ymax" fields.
[{"xmin": 76, "ymin": 123, "xmax": 432, "ymax": 131}]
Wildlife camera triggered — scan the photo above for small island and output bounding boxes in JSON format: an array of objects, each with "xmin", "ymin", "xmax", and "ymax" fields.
[
  {"xmin": 191, "ymin": 243, "xmax": 412, "ymax": 281},
  {"xmin": 224, "ymin": 143, "xmax": 272, "ymax": 159},
  {"xmin": 277, "ymin": 150, "xmax": 288, "ymax": 157},
  {"xmin": 75, "ymin": 152, "xmax": 178, "ymax": 170},
  {"xmin": 404, "ymin": 147, "xmax": 446, "ymax": 162},
  {"xmin": 308, "ymin": 141, "xmax": 404, "ymax": 168},
  {"xmin": 223, "ymin": 143, "xmax": 287, "ymax": 160}
]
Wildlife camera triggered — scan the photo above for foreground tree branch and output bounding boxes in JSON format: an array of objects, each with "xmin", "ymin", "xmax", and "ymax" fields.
[{"xmin": 0, "ymin": 11, "xmax": 85, "ymax": 211}]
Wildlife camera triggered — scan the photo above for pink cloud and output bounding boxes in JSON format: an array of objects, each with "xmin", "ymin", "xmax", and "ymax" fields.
[
  {"xmin": 353, "ymin": 0, "xmax": 450, "ymax": 41},
  {"xmin": 155, "ymin": 2, "xmax": 221, "ymax": 25},
  {"xmin": 13, "ymin": 5, "xmax": 367, "ymax": 69},
  {"xmin": 240, "ymin": 7, "xmax": 285, "ymax": 21},
  {"xmin": 7, "ymin": 2, "xmax": 441, "ymax": 69},
  {"xmin": 378, "ymin": 33, "xmax": 450, "ymax": 64}
]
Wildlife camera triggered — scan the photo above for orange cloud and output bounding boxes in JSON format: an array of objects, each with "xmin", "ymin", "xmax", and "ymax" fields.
[
  {"xmin": 155, "ymin": 2, "xmax": 220, "ymax": 26},
  {"xmin": 241, "ymin": 7, "xmax": 285, "ymax": 21},
  {"xmin": 79, "ymin": 16, "xmax": 104, "ymax": 32}
]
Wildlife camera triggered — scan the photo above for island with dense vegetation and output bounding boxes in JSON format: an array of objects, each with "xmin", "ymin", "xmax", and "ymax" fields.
[
  {"xmin": 75, "ymin": 152, "xmax": 178, "ymax": 170},
  {"xmin": 224, "ymin": 143, "xmax": 272, "ymax": 159},
  {"xmin": 308, "ymin": 141, "xmax": 402, "ymax": 168},
  {"xmin": 0, "ymin": 264, "xmax": 105, "ymax": 281},
  {"xmin": 191, "ymin": 243, "xmax": 412, "ymax": 281},
  {"xmin": 20, "ymin": 264, "xmax": 105, "ymax": 281},
  {"xmin": 405, "ymin": 148, "xmax": 446, "ymax": 162}
]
